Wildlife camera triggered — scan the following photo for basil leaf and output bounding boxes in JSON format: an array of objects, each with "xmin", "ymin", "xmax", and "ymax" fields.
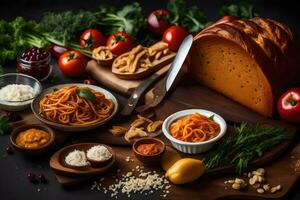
[
  {"xmin": 208, "ymin": 115, "xmax": 215, "ymax": 121},
  {"xmin": 76, "ymin": 88, "xmax": 96, "ymax": 100}
]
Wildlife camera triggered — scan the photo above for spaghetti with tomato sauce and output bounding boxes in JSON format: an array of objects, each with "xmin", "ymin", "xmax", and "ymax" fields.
[
  {"xmin": 169, "ymin": 113, "xmax": 220, "ymax": 143},
  {"xmin": 39, "ymin": 85, "xmax": 114, "ymax": 126}
]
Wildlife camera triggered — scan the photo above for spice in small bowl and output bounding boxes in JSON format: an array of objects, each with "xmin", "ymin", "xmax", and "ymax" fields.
[
  {"xmin": 133, "ymin": 138, "xmax": 165, "ymax": 165},
  {"xmin": 86, "ymin": 145, "xmax": 114, "ymax": 167},
  {"xmin": 10, "ymin": 124, "xmax": 54, "ymax": 155}
]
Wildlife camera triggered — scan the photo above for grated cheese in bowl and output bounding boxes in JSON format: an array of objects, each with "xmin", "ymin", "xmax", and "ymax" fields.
[
  {"xmin": 65, "ymin": 149, "xmax": 90, "ymax": 167},
  {"xmin": 87, "ymin": 145, "xmax": 112, "ymax": 161},
  {"xmin": 0, "ymin": 84, "xmax": 35, "ymax": 102}
]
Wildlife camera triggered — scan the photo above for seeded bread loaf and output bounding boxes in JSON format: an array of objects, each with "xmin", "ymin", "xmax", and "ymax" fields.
[{"xmin": 188, "ymin": 17, "xmax": 299, "ymax": 116}]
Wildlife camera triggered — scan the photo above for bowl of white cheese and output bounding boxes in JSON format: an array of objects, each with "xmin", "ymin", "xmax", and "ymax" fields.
[{"xmin": 0, "ymin": 73, "xmax": 42, "ymax": 111}]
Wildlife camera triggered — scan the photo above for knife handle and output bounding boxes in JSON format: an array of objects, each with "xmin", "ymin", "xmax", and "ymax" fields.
[
  {"xmin": 120, "ymin": 73, "xmax": 161, "ymax": 116},
  {"xmin": 135, "ymin": 78, "xmax": 167, "ymax": 114}
]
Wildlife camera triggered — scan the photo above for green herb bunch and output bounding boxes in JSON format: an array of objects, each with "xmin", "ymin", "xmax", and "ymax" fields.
[{"xmin": 203, "ymin": 123, "xmax": 288, "ymax": 174}]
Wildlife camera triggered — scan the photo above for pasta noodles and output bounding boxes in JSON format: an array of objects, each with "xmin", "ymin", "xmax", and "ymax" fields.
[
  {"xmin": 169, "ymin": 113, "xmax": 220, "ymax": 143},
  {"xmin": 39, "ymin": 86, "xmax": 114, "ymax": 126}
]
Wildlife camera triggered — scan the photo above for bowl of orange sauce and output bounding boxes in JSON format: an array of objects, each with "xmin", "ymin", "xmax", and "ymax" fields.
[
  {"xmin": 133, "ymin": 138, "xmax": 165, "ymax": 165},
  {"xmin": 10, "ymin": 124, "xmax": 55, "ymax": 155}
]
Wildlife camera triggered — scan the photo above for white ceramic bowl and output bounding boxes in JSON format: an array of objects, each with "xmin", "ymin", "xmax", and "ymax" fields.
[
  {"xmin": 0, "ymin": 73, "xmax": 42, "ymax": 111},
  {"xmin": 162, "ymin": 109, "xmax": 227, "ymax": 154}
]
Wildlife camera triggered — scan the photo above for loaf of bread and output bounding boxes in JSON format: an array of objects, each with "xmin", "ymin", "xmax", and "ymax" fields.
[{"xmin": 188, "ymin": 17, "xmax": 300, "ymax": 116}]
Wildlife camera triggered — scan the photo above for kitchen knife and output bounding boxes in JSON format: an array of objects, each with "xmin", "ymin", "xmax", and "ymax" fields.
[
  {"xmin": 120, "ymin": 65, "xmax": 170, "ymax": 116},
  {"xmin": 136, "ymin": 34, "xmax": 193, "ymax": 114}
]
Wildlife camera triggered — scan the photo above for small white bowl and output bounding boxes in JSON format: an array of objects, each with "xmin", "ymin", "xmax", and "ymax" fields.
[{"xmin": 162, "ymin": 109, "xmax": 227, "ymax": 154}]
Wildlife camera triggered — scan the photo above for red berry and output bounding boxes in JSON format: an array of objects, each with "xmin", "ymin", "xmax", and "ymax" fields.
[
  {"xmin": 27, "ymin": 173, "xmax": 37, "ymax": 184},
  {"xmin": 5, "ymin": 146, "xmax": 13, "ymax": 155},
  {"xmin": 38, "ymin": 174, "xmax": 47, "ymax": 183}
]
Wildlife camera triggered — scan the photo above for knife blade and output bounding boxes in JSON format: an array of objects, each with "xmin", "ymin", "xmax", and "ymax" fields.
[
  {"xmin": 120, "ymin": 65, "xmax": 170, "ymax": 116},
  {"xmin": 136, "ymin": 34, "xmax": 193, "ymax": 114}
]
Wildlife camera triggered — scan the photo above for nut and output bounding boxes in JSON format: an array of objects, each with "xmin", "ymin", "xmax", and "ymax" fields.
[
  {"xmin": 232, "ymin": 183, "xmax": 241, "ymax": 190},
  {"xmin": 249, "ymin": 178, "xmax": 256, "ymax": 185},
  {"xmin": 235, "ymin": 178, "xmax": 245, "ymax": 184},
  {"xmin": 270, "ymin": 187, "xmax": 277, "ymax": 193},
  {"xmin": 256, "ymin": 168, "xmax": 265, "ymax": 175},
  {"xmin": 257, "ymin": 176, "xmax": 265, "ymax": 183},
  {"xmin": 257, "ymin": 188, "xmax": 265, "ymax": 194},
  {"xmin": 276, "ymin": 185, "xmax": 282, "ymax": 191},
  {"xmin": 263, "ymin": 184, "xmax": 270, "ymax": 191},
  {"xmin": 228, "ymin": 180, "xmax": 235, "ymax": 184}
]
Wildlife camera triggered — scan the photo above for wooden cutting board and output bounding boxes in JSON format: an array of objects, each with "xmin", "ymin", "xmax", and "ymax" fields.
[{"xmin": 86, "ymin": 60, "xmax": 170, "ymax": 96}]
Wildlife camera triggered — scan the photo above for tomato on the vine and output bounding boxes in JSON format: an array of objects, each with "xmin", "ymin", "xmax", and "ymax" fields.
[
  {"xmin": 162, "ymin": 26, "xmax": 188, "ymax": 51},
  {"xmin": 106, "ymin": 32, "xmax": 134, "ymax": 56},
  {"xmin": 80, "ymin": 29, "xmax": 106, "ymax": 50},
  {"xmin": 58, "ymin": 50, "xmax": 88, "ymax": 78},
  {"xmin": 147, "ymin": 9, "xmax": 171, "ymax": 36}
]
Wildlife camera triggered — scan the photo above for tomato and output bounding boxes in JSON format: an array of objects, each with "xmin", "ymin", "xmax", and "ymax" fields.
[
  {"xmin": 83, "ymin": 78, "xmax": 95, "ymax": 85},
  {"xmin": 80, "ymin": 29, "xmax": 106, "ymax": 50},
  {"xmin": 162, "ymin": 26, "xmax": 188, "ymax": 51},
  {"xmin": 147, "ymin": 9, "xmax": 171, "ymax": 36},
  {"xmin": 106, "ymin": 32, "xmax": 135, "ymax": 56},
  {"xmin": 277, "ymin": 87, "xmax": 300, "ymax": 123},
  {"xmin": 49, "ymin": 44, "xmax": 69, "ymax": 59},
  {"xmin": 215, "ymin": 15, "xmax": 238, "ymax": 25},
  {"xmin": 58, "ymin": 51, "xmax": 88, "ymax": 78}
]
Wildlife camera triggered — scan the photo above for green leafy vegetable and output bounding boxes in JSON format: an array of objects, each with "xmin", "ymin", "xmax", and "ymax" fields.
[
  {"xmin": 203, "ymin": 123, "xmax": 288, "ymax": 174},
  {"xmin": 95, "ymin": 2, "xmax": 146, "ymax": 37},
  {"xmin": 76, "ymin": 88, "xmax": 96, "ymax": 100},
  {"xmin": 40, "ymin": 11, "xmax": 97, "ymax": 45},
  {"xmin": 0, "ymin": 116, "xmax": 12, "ymax": 136},
  {"xmin": 219, "ymin": 0, "xmax": 258, "ymax": 19},
  {"xmin": 167, "ymin": 0, "xmax": 212, "ymax": 33}
]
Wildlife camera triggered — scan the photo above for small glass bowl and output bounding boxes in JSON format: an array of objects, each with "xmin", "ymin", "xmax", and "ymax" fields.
[
  {"xmin": 0, "ymin": 73, "xmax": 42, "ymax": 111},
  {"xmin": 16, "ymin": 50, "xmax": 52, "ymax": 81}
]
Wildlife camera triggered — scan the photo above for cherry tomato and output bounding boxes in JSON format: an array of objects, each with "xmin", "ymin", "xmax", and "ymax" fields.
[
  {"xmin": 106, "ymin": 32, "xmax": 135, "ymax": 56},
  {"xmin": 80, "ymin": 29, "xmax": 106, "ymax": 50},
  {"xmin": 58, "ymin": 50, "xmax": 88, "ymax": 78},
  {"xmin": 147, "ymin": 9, "xmax": 171, "ymax": 36},
  {"xmin": 49, "ymin": 44, "xmax": 69, "ymax": 59},
  {"xmin": 162, "ymin": 26, "xmax": 188, "ymax": 51}
]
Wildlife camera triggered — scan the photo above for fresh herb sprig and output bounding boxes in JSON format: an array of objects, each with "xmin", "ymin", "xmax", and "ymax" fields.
[
  {"xmin": 203, "ymin": 123, "xmax": 288, "ymax": 174},
  {"xmin": 0, "ymin": 116, "xmax": 12, "ymax": 136}
]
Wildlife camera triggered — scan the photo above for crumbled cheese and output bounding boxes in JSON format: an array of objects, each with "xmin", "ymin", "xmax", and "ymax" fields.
[
  {"xmin": 0, "ymin": 84, "xmax": 35, "ymax": 102},
  {"xmin": 65, "ymin": 149, "xmax": 89, "ymax": 166},
  {"xmin": 86, "ymin": 145, "xmax": 112, "ymax": 161}
]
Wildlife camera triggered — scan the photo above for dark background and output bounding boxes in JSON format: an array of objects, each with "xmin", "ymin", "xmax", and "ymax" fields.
[{"xmin": 0, "ymin": 0, "xmax": 300, "ymax": 200}]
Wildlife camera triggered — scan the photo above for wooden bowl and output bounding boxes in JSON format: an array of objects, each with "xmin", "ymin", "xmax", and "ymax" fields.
[
  {"xmin": 50, "ymin": 143, "xmax": 115, "ymax": 177},
  {"xmin": 31, "ymin": 83, "xmax": 119, "ymax": 132},
  {"xmin": 112, "ymin": 52, "xmax": 176, "ymax": 80},
  {"xmin": 10, "ymin": 124, "xmax": 55, "ymax": 155},
  {"xmin": 86, "ymin": 145, "xmax": 114, "ymax": 168},
  {"xmin": 96, "ymin": 57, "xmax": 115, "ymax": 67},
  {"xmin": 132, "ymin": 138, "xmax": 165, "ymax": 165}
]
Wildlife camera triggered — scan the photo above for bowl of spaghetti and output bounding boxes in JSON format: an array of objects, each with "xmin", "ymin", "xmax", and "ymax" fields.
[
  {"xmin": 162, "ymin": 109, "xmax": 227, "ymax": 154},
  {"xmin": 31, "ymin": 84, "xmax": 118, "ymax": 132}
]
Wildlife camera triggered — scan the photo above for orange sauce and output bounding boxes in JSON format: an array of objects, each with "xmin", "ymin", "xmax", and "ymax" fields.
[
  {"xmin": 137, "ymin": 143, "xmax": 163, "ymax": 155},
  {"xmin": 15, "ymin": 128, "xmax": 50, "ymax": 149}
]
